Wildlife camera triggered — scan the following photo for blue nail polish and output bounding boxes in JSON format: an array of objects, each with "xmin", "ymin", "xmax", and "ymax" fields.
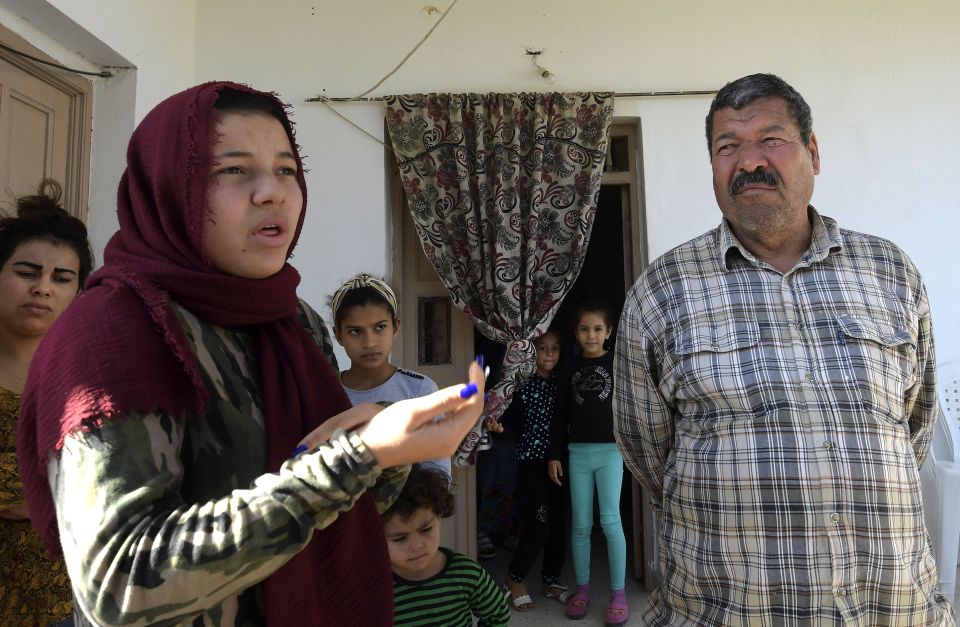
[
  {"xmin": 459, "ymin": 382, "xmax": 479, "ymax": 399},
  {"xmin": 291, "ymin": 444, "xmax": 308, "ymax": 458},
  {"xmin": 476, "ymin": 354, "xmax": 485, "ymax": 367}
]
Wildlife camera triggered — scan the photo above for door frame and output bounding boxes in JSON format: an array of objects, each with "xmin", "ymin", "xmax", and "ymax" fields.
[
  {"xmin": 387, "ymin": 154, "xmax": 477, "ymax": 558},
  {"xmin": 0, "ymin": 22, "xmax": 92, "ymax": 221},
  {"xmin": 605, "ymin": 119, "xmax": 657, "ymax": 587},
  {"xmin": 385, "ymin": 119, "xmax": 650, "ymax": 571}
]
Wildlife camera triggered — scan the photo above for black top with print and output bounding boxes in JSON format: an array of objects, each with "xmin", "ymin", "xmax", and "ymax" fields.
[{"xmin": 550, "ymin": 351, "xmax": 615, "ymax": 458}]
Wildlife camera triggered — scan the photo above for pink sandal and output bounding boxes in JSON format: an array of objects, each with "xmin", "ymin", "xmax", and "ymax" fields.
[
  {"xmin": 605, "ymin": 588, "xmax": 629, "ymax": 626},
  {"xmin": 565, "ymin": 583, "xmax": 590, "ymax": 620}
]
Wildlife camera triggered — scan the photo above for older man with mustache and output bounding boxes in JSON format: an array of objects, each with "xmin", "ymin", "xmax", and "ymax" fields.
[{"xmin": 613, "ymin": 73, "xmax": 955, "ymax": 625}]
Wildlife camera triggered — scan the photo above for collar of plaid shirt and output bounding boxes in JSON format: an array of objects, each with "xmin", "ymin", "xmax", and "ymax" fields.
[{"xmin": 717, "ymin": 205, "xmax": 843, "ymax": 272}]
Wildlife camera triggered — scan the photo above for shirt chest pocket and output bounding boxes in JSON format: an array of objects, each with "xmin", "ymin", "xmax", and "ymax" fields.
[
  {"xmin": 672, "ymin": 318, "xmax": 766, "ymax": 417},
  {"xmin": 835, "ymin": 314, "xmax": 917, "ymax": 423}
]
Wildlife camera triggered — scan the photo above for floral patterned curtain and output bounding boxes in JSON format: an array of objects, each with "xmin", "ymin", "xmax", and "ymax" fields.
[{"xmin": 385, "ymin": 92, "xmax": 613, "ymax": 466}]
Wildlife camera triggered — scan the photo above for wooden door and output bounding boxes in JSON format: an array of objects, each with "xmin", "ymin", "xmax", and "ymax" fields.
[
  {"xmin": 0, "ymin": 25, "xmax": 91, "ymax": 219},
  {"xmin": 393, "ymin": 173, "xmax": 477, "ymax": 558}
]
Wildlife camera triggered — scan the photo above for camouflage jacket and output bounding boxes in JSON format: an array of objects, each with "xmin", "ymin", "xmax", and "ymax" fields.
[{"xmin": 49, "ymin": 299, "xmax": 408, "ymax": 626}]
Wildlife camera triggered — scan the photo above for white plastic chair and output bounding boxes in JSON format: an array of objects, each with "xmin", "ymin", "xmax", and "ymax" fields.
[{"xmin": 920, "ymin": 363, "xmax": 960, "ymax": 604}]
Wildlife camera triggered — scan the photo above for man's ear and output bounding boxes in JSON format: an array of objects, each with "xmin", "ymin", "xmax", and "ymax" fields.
[
  {"xmin": 808, "ymin": 131, "xmax": 821, "ymax": 175},
  {"xmin": 393, "ymin": 318, "xmax": 401, "ymax": 336}
]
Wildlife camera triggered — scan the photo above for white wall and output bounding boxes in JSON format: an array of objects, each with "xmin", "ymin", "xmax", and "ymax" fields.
[
  {"xmin": 0, "ymin": 0, "xmax": 196, "ymax": 262},
  {"xmin": 39, "ymin": 0, "xmax": 197, "ymax": 122},
  {"xmin": 45, "ymin": 0, "xmax": 197, "ymax": 259},
  {"xmin": 191, "ymin": 0, "xmax": 960, "ymax": 366},
  {"xmin": 4, "ymin": 0, "xmax": 957, "ymax": 367}
]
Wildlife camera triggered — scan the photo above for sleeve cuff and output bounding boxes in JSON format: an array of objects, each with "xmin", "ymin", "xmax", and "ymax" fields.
[{"xmin": 330, "ymin": 428, "xmax": 380, "ymax": 475}]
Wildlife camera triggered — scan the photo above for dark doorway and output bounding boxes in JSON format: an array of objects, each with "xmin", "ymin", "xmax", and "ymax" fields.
[
  {"xmin": 551, "ymin": 184, "xmax": 627, "ymax": 348},
  {"xmin": 549, "ymin": 184, "xmax": 645, "ymax": 584}
]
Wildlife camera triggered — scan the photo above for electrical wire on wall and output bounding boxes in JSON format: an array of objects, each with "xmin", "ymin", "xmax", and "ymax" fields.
[
  {"xmin": 307, "ymin": 2, "xmax": 717, "ymax": 149},
  {"xmin": 354, "ymin": 0, "xmax": 459, "ymax": 99},
  {"xmin": 312, "ymin": 0, "xmax": 460, "ymax": 151},
  {"xmin": 0, "ymin": 41, "xmax": 113, "ymax": 78},
  {"xmin": 525, "ymin": 48, "xmax": 555, "ymax": 84}
]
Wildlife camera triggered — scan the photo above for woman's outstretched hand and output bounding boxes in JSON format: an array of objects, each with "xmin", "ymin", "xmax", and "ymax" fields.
[
  {"xmin": 294, "ymin": 360, "xmax": 485, "ymax": 468},
  {"xmin": 356, "ymin": 360, "xmax": 485, "ymax": 469},
  {"xmin": 296, "ymin": 403, "xmax": 385, "ymax": 453}
]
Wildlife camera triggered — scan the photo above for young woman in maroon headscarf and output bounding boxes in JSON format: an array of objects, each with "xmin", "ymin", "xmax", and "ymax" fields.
[{"xmin": 16, "ymin": 82, "xmax": 484, "ymax": 626}]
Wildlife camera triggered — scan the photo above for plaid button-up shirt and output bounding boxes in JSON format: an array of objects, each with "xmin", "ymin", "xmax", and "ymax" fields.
[{"xmin": 614, "ymin": 209, "xmax": 955, "ymax": 625}]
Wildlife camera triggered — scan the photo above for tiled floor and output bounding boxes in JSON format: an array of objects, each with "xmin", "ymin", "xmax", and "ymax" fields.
[
  {"xmin": 479, "ymin": 534, "xmax": 650, "ymax": 626},
  {"xmin": 476, "ymin": 549, "xmax": 960, "ymax": 624}
]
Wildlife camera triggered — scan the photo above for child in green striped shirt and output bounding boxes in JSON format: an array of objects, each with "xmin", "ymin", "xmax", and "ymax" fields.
[{"xmin": 383, "ymin": 464, "xmax": 509, "ymax": 626}]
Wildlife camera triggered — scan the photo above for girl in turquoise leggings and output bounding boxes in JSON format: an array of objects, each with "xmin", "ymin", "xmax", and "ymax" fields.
[{"xmin": 548, "ymin": 300, "xmax": 628, "ymax": 625}]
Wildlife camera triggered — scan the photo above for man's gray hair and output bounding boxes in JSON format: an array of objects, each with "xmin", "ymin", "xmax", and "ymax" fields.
[{"xmin": 705, "ymin": 73, "xmax": 813, "ymax": 153}]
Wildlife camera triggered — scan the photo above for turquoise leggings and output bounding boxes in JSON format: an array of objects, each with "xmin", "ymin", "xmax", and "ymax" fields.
[{"xmin": 568, "ymin": 443, "xmax": 627, "ymax": 589}]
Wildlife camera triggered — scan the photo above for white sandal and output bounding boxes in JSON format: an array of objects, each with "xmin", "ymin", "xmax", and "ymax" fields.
[{"xmin": 504, "ymin": 586, "xmax": 535, "ymax": 612}]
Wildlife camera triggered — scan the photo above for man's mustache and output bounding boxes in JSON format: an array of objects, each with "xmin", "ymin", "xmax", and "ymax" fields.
[{"xmin": 730, "ymin": 169, "xmax": 781, "ymax": 195}]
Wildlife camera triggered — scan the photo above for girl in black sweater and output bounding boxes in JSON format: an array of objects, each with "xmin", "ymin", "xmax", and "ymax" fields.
[{"xmin": 548, "ymin": 300, "xmax": 628, "ymax": 625}]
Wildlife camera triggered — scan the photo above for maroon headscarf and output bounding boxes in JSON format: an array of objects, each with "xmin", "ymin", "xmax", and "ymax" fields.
[{"xmin": 17, "ymin": 82, "xmax": 392, "ymax": 626}]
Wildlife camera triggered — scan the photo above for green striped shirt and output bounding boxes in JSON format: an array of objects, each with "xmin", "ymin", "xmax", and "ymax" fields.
[{"xmin": 393, "ymin": 548, "xmax": 509, "ymax": 626}]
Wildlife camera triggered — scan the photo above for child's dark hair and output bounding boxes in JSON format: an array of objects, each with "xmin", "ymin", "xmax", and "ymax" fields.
[
  {"xmin": 330, "ymin": 274, "xmax": 399, "ymax": 328},
  {"xmin": 537, "ymin": 327, "xmax": 562, "ymax": 345},
  {"xmin": 574, "ymin": 298, "xmax": 613, "ymax": 328},
  {"xmin": 0, "ymin": 179, "xmax": 94, "ymax": 287},
  {"xmin": 382, "ymin": 464, "xmax": 455, "ymax": 522}
]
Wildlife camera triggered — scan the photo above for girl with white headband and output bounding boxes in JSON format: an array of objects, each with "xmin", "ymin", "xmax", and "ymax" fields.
[{"xmin": 332, "ymin": 274, "xmax": 451, "ymax": 477}]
